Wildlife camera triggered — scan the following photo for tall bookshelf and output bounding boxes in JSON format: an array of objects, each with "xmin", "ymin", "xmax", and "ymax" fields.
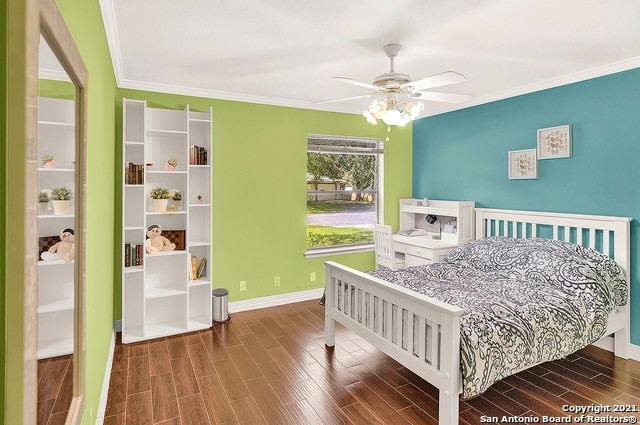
[
  {"xmin": 121, "ymin": 98, "xmax": 213, "ymax": 344},
  {"xmin": 37, "ymin": 97, "xmax": 76, "ymax": 359}
]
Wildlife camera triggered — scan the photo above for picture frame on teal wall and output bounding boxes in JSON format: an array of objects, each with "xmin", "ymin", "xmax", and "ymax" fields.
[
  {"xmin": 537, "ymin": 124, "xmax": 572, "ymax": 159},
  {"xmin": 508, "ymin": 149, "xmax": 538, "ymax": 180}
]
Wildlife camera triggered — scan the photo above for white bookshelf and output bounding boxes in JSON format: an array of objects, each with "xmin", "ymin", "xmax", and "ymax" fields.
[
  {"xmin": 37, "ymin": 97, "xmax": 76, "ymax": 359},
  {"xmin": 121, "ymin": 98, "xmax": 213, "ymax": 344}
]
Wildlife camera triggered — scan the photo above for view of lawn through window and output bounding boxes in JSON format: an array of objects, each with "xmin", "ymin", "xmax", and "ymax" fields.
[{"xmin": 306, "ymin": 135, "xmax": 381, "ymax": 249}]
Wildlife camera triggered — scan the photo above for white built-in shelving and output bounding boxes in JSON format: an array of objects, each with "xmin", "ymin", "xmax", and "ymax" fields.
[
  {"xmin": 121, "ymin": 98, "xmax": 213, "ymax": 343},
  {"xmin": 37, "ymin": 97, "xmax": 76, "ymax": 359}
]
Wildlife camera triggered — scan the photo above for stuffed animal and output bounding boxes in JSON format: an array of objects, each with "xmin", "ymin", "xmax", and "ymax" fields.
[
  {"xmin": 146, "ymin": 224, "xmax": 176, "ymax": 254},
  {"xmin": 41, "ymin": 228, "xmax": 75, "ymax": 262}
]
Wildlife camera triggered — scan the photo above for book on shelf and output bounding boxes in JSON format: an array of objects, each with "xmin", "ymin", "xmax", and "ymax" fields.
[
  {"xmin": 124, "ymin": 242, "xmax": 144, "ymax": 267},
  {"xmin": 189, "ymin": 145, "xmax": 208, "ymax": 165},
  {"xmin": 125, "ymin": 243, "xmax": 131, "ymax": 267},
  {"xmin": 196, "ymin": 258, "xmax": 206, "ymax": 279},
  {"xmin": 191, "ymin": 255, "xmax": 198, "ymax": 280},
  {"xmin": 126, "ymin": 162, "xmax": 145, "ymax": 185}
]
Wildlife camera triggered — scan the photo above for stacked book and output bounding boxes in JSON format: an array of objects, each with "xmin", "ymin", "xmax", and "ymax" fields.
[
  {"xmin": 125, "ymin": 162, "xmax": 145, "ymax": 185},
  {"xmin": 124, "ymin": 242, "xmax": 144, "ymax": 267},
  {"xmin": 189, "ymin": 145, "xmax": 208, "ymax": 165}
]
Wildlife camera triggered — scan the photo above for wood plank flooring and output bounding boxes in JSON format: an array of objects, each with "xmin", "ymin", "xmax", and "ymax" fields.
[
  {"xmin": 37, "ymin": 354, "xmax": 73, "ymax": 425},
  {"xmin": 104, "ymin": 300, "xmax": 640, "ymax": 424}
]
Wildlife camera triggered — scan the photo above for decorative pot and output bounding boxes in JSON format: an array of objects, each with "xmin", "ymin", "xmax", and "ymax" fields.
[
  {"xmin": 166, "ymin": 163, "xmax": 175, "ymax": 171},
  {"xmin": 39, "ymin": 201, "xmax": 49, "ymax": 212},
  {"xmin": 152, "ymin": 199, "xmax": 168, "ymax": 212},
  {"xmin": 52, "ymin": 200, "xmax": 71, "ymax": 215},
  {"xmin": 43, "ymin": 160, "xmax": 55, "ymax": 168}
]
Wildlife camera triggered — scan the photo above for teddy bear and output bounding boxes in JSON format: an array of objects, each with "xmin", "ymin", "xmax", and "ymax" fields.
[
  {"xmin": 41, "ymin": 228, "xmax": 75, "ymax": 262},
  {"xmin": 145, "ymin": 224, "xmax": 176, "ymax": 254}
]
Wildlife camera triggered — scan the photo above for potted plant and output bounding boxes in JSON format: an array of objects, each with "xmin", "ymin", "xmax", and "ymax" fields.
[
  {"xmin": 42, "ymin": 153, "xmax": 55, "ymax": 168},
  {"xmin": 166, "ymin": 156, "xmax": 178, "ymax": 171},
  {"xmin": 149, "ymin": 186, "xmax": 170, "ymax": 212},
  {"xmin": 38, "ymin": 190, "xmax": 50, "ymax": 212},
  {"xmin": 170, "ymin": 190, "xmax": 183, "ymax": 211},
  {"xmin": 51, "ymin": 186, "xmax": 73, "ymax": 214}
]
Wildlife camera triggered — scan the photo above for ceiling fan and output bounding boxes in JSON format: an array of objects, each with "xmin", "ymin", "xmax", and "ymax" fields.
[{"xmin": 317, "ymin": 43, "xmax": 470, "ymax": 126}]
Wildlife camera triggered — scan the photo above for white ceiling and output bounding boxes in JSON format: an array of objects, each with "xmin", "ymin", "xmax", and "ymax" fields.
[{"xmin": 98, "ymin": 0, "xmax": 640, "ymax": 117}]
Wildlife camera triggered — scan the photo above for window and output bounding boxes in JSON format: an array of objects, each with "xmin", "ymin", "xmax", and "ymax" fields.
[{"xmin": 306, "ymin": 134, "xmax": 383, "ymax": 256}]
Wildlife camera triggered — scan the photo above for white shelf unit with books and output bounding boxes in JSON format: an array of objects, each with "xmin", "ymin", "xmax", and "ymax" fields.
[
  {"xmin": 121, "ymin": 98, "xmax": 213, "ymax": 344},
  {"xmin": 37, "ymin": 97, "xmax": 76, "ymax": 359}
]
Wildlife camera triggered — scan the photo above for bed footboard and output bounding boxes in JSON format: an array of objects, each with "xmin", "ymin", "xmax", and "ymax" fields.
[{"xmin": 324, "ymin": 261, "xmax": 464, "ymax": 424}]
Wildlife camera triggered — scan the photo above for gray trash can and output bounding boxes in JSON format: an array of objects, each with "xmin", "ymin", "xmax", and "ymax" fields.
[{"xmin": 212, "ymin": 288, "xmax": 229, "ymax": 322}]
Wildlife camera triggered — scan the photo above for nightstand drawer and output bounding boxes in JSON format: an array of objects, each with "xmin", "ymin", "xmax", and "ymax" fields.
[
  {"xmin": 406, "ymin": 245, "xmax": 434, "ymax": 261},
  {"xmin": 406, "ymin": 254, "xmax": 432, "ymax": 267}
]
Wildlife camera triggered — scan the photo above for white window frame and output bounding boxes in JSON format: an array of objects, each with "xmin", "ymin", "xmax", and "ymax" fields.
[{"xmin": 305, "ymin": 134, "xmax": 384, "ymax": 258}]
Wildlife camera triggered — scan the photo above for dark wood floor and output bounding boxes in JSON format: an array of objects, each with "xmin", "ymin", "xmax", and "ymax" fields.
[
  {"xmin": 38, "ymin": 354, "xmax": 73, "ymax": 425},
  {"xmin": 103, "ymin": 300, "xmax": 640, "ymax": 424}
]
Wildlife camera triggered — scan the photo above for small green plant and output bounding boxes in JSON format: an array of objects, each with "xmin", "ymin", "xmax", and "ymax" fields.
[
  {"xmin": 149, "ymin": 187, "xmax": 170, "ymax": 199},
  {"xmin": 172, "ymin": 191, "xmax": 182, "ymax": 201},
  {"xmin": 51, "ymin": 186, "xmax": 73, "ymax": 201},
  {"xmin": 41, "ymin": 153, "xmax": 54, "ymax": 165},
  {"xmin": 167, "ymin": 156, "xmax": 178, "ymax": 167},
  {"xmin": 38, "ymin": 191, "xmax": 50, "ymax": 202}
]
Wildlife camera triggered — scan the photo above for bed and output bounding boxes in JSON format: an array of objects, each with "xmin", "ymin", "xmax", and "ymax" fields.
[{"xmin": 324, "ymin": 208, "xmax": 631, "ymax": 424}]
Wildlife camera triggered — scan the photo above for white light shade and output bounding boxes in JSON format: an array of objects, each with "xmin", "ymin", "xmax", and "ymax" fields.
[
  {"xmin": 363, "ymin": 110, "xmax": 378, "ymax": 125},
  {"xmin": 382, "ymin": 109, "xmax": 401, "ymax": 126},
  {"xmin": 397, "ymin": 114, "xmax": 411, "ymax": 127}
]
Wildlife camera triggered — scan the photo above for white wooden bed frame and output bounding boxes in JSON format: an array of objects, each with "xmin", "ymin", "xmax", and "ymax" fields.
[{"xmin": 324, "ymin": 208, "xmax": 631, "ymax": 424}]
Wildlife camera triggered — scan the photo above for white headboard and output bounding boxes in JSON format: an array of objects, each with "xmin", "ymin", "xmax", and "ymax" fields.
[{"xmin": 475, "ymin": 208, "xmax": 631, "ymax": 279}]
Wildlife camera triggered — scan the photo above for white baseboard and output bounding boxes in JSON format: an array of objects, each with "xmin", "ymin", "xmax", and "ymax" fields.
[
  {"xmin": 96, "ymin": 327, "xmax": 117, "ymax": 425},
  {"xmin": 592, "ymin": 336, "xmax": 640, "ymax": 362},
  {"xmin": 229, "ymin": 288, "xmax": 324, "ymax": 313}
]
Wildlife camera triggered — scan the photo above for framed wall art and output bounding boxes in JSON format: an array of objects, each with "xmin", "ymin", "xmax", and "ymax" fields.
[
  {"xmin": 508, "ymin": 149, "xmax": 538, "ymax": 180},
  {"xmin": 537, "ymin": 124, "xmax": 572, "ymax": 159}
]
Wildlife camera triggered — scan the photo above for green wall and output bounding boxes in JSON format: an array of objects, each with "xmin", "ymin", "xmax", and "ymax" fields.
[
  {"xmin": 3, "ymin": 0, "xmax": 119, "ymax": 422},
  {"xmin": 1, "ymin": 0, "xmax": 8, "ymax": 421},
  {"xmin": 55, "ymin": 0, "xmax": 119, "ymax": 422},
  {"xmin": 116, "ymin": 88, "xmax": 412, "ymax": 317},
  {"xmin": 413, "ymin": 68, "xmax": 640, "ymax": 346}
]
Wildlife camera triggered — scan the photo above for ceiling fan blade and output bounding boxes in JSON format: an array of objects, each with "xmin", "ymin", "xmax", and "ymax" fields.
[
  {"xmin": 333, "ymin": 76, "xmax": 380, "ymax": 91},
  {"xmin": 407, "ymin": 91, "xmax": 471, "ymax": 103},
  {"xmin": 402, "ymin": 71, "xmax": 466, "ymax": 92},
  {"xmin": 315, "ymin": 92, "xmax": 377, "ymax": 105}
]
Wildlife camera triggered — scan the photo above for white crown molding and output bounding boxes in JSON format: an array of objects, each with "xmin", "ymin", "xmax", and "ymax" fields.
[
  {"xmin": 115, "ymin": 54, "xmax": 640, "ymax": 117},
  {"xmin": 228, "ymin": 288, "xmax": 324, "ymax": 314},
  {"xmin": 116, "ymin": 78, "xmax": 355, "ymax": 114},
  {"xmin": 99, "ymin": 0, "xmax": 125, "ymax": 84},
  {"xmin": 38, "ymin": 69, "xmax": 70, "ymax": 82},
  {"xmin": 424, "ymin": 56, "xmax": 640, "ymax": 117}
]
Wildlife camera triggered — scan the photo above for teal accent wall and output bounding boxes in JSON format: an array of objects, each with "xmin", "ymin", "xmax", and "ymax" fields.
[{"xmin": 412, "ymin": 68, "xmax": 640, "ymax": 346}]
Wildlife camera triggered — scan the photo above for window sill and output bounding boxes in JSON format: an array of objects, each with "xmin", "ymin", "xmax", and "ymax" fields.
[{"xmin": 304, "ymin": 243, "xmax": 374, "ymax": 259}]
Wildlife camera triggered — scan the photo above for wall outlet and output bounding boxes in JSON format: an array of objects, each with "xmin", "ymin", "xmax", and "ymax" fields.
[
  {"xmin": 240, "ymin": 280, "xmax": 247, "ymax": 292},
  {"xmin": 310, "ymin": 272, "xmax": 316, "ymax": 282},
  {"xmin": 274, "ymin": 276, "xmax": 280, "ymax": 286}
]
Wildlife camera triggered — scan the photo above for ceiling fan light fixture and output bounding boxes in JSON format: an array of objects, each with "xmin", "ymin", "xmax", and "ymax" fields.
[
  {"xmin": 364, "ymin": 98, "xmax": 424, "ymax": 126},
  {"xmin": 381, "ymin": 108, "xmax": 402, "ymax": 126}
]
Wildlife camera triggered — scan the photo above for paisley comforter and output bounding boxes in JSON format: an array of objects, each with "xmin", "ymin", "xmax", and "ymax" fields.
[{"xmin": 369, "ymin": 237, "xmax": 628, "ymax": 399}]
